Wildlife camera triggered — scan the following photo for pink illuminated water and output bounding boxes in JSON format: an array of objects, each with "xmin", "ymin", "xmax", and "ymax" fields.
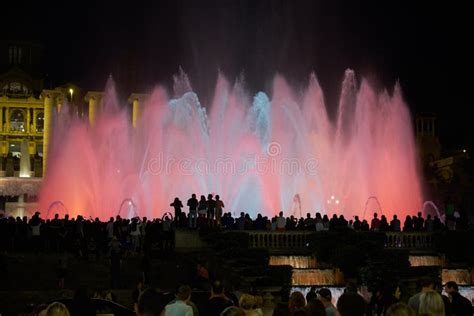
[{"xmin": 39, "ymin": 70, "xmax": 423, "ymax": 220}]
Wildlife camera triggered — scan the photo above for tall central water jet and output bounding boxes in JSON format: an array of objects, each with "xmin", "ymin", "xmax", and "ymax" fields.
[{"xmin": 39, "ymin": 70, "xmax": 423, "ymax": 220}]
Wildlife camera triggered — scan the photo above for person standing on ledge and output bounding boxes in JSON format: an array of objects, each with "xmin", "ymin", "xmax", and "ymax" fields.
[
  {"xmin": 187, "ymin": 194, "xmax": 199, "ymax": 228},
  {"xmin": 276, "ymin": 211, "xmax": 286, "ymax": 231},
  {"xmin": 170, "ymin": 197, "xmax": 184, "ymax": 227},
  {"xmin": 215, "ymin": 195, "xmax": 225, "ymax": 227},
  {"xmin": 207, "ymin": 194, "xmax": 216, "ymax": 226},
  {"xmin": 198, "ymin": 195, "xmax": 207, "ymax": 217},
  {"xmin": 197, "ymin": 195, "xmax": 208, "ymax": 229}
]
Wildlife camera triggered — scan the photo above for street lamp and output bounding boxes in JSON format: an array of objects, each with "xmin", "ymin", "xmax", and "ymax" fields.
[{"xmin": 69, "ymin": 88, "xmax": 74, "ymax": 102}]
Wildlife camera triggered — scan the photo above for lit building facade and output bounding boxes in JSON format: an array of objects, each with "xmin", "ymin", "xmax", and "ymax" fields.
[{"xmin": 0, "ymin": 42, "xmax": 147, "ymax": 212}]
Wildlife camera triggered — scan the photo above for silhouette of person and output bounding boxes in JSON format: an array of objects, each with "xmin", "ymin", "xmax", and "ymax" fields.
[
  {"xmin": 187, "ymin": 194, "xmax": 199, "ymax": 228},
  {"xmin": 198, "ymin": 195, "xmax": 207, "ymax": 218},
  {"xmin": 215, "ymin": 195, "xmax": 225, "ymax": 226},
  {"xmin": 207, "ymin": 194, "xmax": 216, "ymax": 224},
  {"xmin": 170, "ymin": 197, "xmax": 183, "ymax": 226}
]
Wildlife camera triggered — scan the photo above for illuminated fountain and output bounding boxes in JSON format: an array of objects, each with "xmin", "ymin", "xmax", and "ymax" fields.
[
  {"xmin": 117, "ymin": 198, "xmax": 138, "ymax": 218},
  {"xmin": 39, "ymin": 70, "xmax": 423, "ymax": 219},
  {"xmin": 442, "ymin": 269, "xmax": 473, "ymax": 285},
  {"xmin": 273, "ymin": 254, "xmax": 474, "ymax": 303},
  {"xmin": 269, "ymin": 255, "xmax": 343, "ymax": 287},
  {"xmin": 292, "ymin": 268, "xmax": 345, "ymax": 286},
  {"xmin": 408, "ymin": 255, "xmax": 445, "ymax": 267},
  {"xmin": 269, "ymin": 256, "xmax": 317, "ymax": 269},
  {"xmin": 362, "ymin": 196, "xmax": 383, "ymax": 220},
  {"xmin": 421, "ymin": 200, "xmax": 444, "ymax": 222},
  {"xmin": 46, "ymin": 201, "xmax": 69, "ymax": 219},
  {"xmin": 291, "ymin": 287, "xmax": 348, "ymax": 305}
]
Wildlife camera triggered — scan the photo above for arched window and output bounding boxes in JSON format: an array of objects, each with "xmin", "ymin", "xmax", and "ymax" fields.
[
  {"xmin": 10, "ymin": 109, "xmax": 25, "ymax": 132},
  {"xmin": 36, "ymin": 112, "xmax": 44, "ymax": 132}
]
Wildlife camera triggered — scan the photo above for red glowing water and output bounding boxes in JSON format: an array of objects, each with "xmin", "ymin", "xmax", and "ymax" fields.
[{"xmin": 39, "ymin": 70, "xmax": 423, "ymax": 220}]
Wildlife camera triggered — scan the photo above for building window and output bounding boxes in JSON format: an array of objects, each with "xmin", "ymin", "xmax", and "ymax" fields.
[
  {"xmin": 36, "ymin": 112, "xmax": 44, "ymax": 132},
  {"xmin": 36, "ymin": 144, "xmax": 43, "ymax": 157},
  {"xmin": 9, "ymin": 141, "xmax": 21, "ymax": 157},
  {"xmin": 10, "ymin": 109, "xmax": 26, "ymax": 132},
  {"xmin": 8, "ymin": 46, "xmax": 23, "ymax": 64}
]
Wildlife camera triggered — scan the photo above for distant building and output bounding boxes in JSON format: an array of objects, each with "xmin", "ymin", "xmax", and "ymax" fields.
[
  {"xmin": 0, "ymin": 41, "xmax": 44, "ymax": 96},
  {"xmin": 0, "ymin": 42, "xmax": 145, "ymax": 214},
  {"xmin": 415, "ymin": 114, "xmax": 441, "ymax": 164},
  {"xmin": 0, "ymin": 41, "xmax": 46, "ymax": 179},
  {"xmin": 416, "ymin": 114, "xmax": 469, "ymax": 186}
]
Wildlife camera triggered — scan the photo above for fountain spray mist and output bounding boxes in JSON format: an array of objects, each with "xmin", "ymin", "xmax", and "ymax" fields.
[{"xmin": 39, "ymin": 70, "xmax": 423, "ymax": 220}]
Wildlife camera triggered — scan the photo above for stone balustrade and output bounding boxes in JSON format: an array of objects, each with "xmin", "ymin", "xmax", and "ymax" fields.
[
  {"xmin": 385, "ymin": 232, "xmax": 435, "ymax": 249},
  {"xmin": 248, "ymin": 231, "xmax": 312, "ymax": 249},
  {"xmin": 246, "ymin": 231, "xmax": 437, "ymax": 250}
]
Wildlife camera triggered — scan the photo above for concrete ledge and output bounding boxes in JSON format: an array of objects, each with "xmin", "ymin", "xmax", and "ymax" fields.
[{"xmin": 174, "ymin": 229, "xmax": 210, "ymax": 251}]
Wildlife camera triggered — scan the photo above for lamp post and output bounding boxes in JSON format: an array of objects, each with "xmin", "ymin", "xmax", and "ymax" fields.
[{"xmin": 69, "ymin": 88, "xmax": 74, "ymax": 103}]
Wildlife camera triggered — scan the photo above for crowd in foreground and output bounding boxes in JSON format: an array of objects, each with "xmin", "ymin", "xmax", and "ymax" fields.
[
  {"xmin": 30, "ymin": 278, "xmax": 472, "ymax": 316},
  {"xmin": 2, "ymin": 197, "xmax": 473, "ymax": 315}
]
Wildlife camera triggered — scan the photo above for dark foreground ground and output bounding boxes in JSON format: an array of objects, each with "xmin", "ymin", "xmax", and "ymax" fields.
[{"xmin": 0, "ymin": 251, "xmax": 198, "ymax": 315}]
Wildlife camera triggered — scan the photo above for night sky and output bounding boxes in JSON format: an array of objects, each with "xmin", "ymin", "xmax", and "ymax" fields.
[{"xmin": 2, "ymin": 0, "xmax": 472, "ymax": 151}]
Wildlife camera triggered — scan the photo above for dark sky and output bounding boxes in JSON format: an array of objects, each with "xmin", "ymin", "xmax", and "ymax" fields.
[{"xmin": 3, "ymin": 0, "xmax": 473, "ymax": 151}]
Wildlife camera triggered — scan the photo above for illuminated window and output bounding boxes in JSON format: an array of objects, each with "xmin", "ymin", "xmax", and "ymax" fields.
[
  {"xmin": 36, "ymin": 144, "xmax": 43, "ymax": 157},
  {"xmin": 10, "ymin": 109, "xmax": 26, "ymax": 132},
  {"xmin": 9, "ymin": 141, "xmax": 21, "ymax": 158},
  {"xmin": 36, "ymin": 112, "xmax": 44, "ymax": 132}
]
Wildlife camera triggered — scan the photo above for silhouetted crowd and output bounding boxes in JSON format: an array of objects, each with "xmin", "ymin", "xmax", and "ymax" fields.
[
  {"xmin": 0, "ymin": 193, "xmax": 472, "ymax": 254},
  {"xmin": 170, "ymin": 193, "xmax": 470, "ymax": 232},
  {"xmin": 0, "ymin": 211, "xmax": 175, "ymax": 255},
  {"xmin": 2, "ymin": 194, "xmax": 473, "ymax": 316}
]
